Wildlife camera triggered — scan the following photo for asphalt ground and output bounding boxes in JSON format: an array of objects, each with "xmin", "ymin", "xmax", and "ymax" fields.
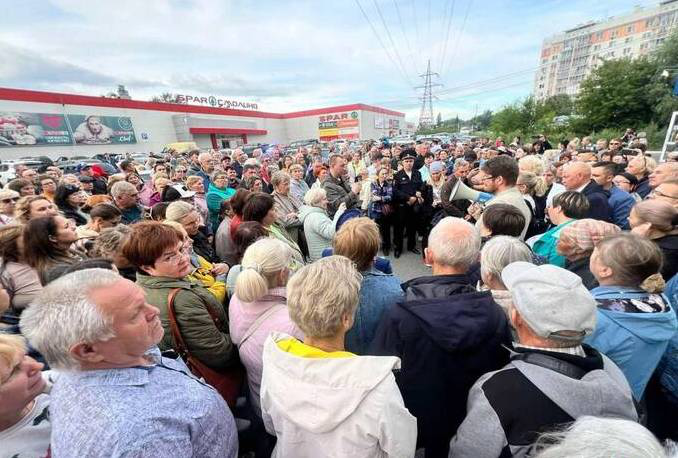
[{"xmin": 382, "ymin": 248, "xmax": 431, "ymax": 282}]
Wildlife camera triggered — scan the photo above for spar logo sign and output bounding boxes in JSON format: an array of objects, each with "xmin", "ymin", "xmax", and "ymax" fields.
[
  {"xmin": 175, "ymin": 95, "xmax": 259, "ymax": 110},
  {"xmin": 319, "ymin": 111, "xmax": 360, "ymax": 141}
]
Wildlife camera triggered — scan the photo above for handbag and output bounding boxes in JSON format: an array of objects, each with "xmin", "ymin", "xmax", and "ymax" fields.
[
  {"xmin": 381, "ymin": 203, "xmax": 394, "ymax": 216},
  {"xmin": 166, "ymin": 288, "xmax": 243, "ymax": 408}
]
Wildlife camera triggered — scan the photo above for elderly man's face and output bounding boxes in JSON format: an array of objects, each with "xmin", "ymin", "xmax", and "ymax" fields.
[
  {"xmin": 87, "ymin": 279, "xmax": 163, "ymax": 367},
  {"xmin": 649, "ymin": 163, "xmax": 677, "ymax": 189},
  {"xmin": 650, "ymin": 183, "xmax": 678, "ymax": 208},
  {"xmin": 561, "ymin": 166, "xmax": 585, "ymax": 191}
]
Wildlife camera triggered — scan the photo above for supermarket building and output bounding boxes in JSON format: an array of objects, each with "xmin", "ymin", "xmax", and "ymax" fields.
[{"xmin": 0, "ymin": 87, "xmax": 407, "ymax": 160}]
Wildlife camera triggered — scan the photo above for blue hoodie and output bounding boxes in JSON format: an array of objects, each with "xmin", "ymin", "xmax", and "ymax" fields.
[{"xmin": 585, "ymin": 286, "xmax": 678, "ymax": 400}]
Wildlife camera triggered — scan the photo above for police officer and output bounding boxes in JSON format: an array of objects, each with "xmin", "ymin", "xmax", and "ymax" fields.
[{"xmin": 393, "ymin": 148, "xmax": 425, "ymax": 258}]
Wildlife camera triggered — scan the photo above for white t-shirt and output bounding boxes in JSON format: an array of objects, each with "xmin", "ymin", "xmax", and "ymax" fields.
[{"xmin": 0, "ymin": 394, "xmax": 51, "ymax": 458}]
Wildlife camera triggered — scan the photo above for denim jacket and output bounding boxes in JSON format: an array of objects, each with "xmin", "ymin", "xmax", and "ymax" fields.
[{"xmin": 345, "ymin": 268, "xmax": 403, "ymax": 355}]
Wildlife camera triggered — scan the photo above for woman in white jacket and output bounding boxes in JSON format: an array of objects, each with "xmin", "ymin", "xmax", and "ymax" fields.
[
  {"xmin": 297, "ymin": 188, "xmax": 345, "ymax": 262},
  {"xmin": 260, "ymin": 256, "xmax": 417, "ymax": 458}
]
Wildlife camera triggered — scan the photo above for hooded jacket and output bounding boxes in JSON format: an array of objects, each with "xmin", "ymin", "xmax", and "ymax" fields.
[
  {"xmin": 370, "ymin": 274, "xmax": 511, "ymax": 457},
  {"xmin": 260, "ymin": 333, "xmax": 417, "ymax": 458},
  {"xmin": 448, "ymin": 345, "xmax": 637, "ymax": 458},
  {"xmin": 585, "ymin": 286, "xmax": 678, "ymax": 400},
  {"xmin": 298, "ymin": 205, "xmax": 342, "ymax": 262}
]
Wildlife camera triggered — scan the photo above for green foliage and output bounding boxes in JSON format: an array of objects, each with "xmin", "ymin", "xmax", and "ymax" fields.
[{"xmin": 418, "ymin": 31, "xmax": 678, "ymax": 146}]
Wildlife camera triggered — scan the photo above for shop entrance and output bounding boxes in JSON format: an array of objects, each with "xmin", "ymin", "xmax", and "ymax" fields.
[{"xmin": 215, "ymin": 134, "xmax": 246, "ymax": 149}]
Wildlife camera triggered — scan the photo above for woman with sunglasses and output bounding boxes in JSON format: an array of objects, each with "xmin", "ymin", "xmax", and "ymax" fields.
[
  {"xmin": 0, "ymin": 190, "xmax": 20, "ymax": 225},
  {"xmin": 171, "ymin": 166, "xmax": 187, "ymax": 184},
  {"xmin": 612, "ymin": 172, "xmax": 641, "ymax": 203}
]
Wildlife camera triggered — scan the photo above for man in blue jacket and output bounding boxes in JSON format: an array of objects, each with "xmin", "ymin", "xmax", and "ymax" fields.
[
  {"xmin": 562, "ymin": 161, "xmax": 613, "ymax": 223},
  {"xmin": 591, "ymin": 161, "xmax": 636, "ymax": 229},
  {"xmin": 370, "ymin": 217, "xmax": 511, "ymax": 457}
]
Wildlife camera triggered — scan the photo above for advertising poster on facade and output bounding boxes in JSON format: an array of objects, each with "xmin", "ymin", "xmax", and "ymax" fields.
[
  {"xmin": 0, "ymin": 112, "xmax": 72, "ymax": 147},
  {"xmin": 67, "ymin": 115, "xmax": 137, "ymax": 144},
  {"xmin": 318, "ymin": 111, "xmax": 360, "ymax": 141}
]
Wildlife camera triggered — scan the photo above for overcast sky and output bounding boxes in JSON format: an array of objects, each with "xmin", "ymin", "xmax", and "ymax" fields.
[{"xmin": 0, "ymin": 0, "xmax": 658, "ymax": 121}]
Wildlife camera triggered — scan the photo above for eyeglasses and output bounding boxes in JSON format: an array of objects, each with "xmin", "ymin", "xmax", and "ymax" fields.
[
  {"xmin": 1, "ymin": 198, "xmax": 19, "ymax": 203},
  {"xmin": 480, "ymin": 175, "xmax": 496, "ymax": 182},
  {"xmin": 159, "ymin": 243, "xmax": 191, "ymax": 264}
]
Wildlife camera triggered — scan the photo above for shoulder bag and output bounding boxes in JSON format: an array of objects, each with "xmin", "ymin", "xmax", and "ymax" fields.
[{"xmin": 166, "ymin": 288, "xmax": 243, "ymax": 408}]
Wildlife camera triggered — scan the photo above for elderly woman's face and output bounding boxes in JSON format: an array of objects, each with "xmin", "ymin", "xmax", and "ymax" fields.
[
  {"xmin": 179, "ymin": 211, "xmax": 201, "ymax": 236},
  {"xmin": 0, "ymin": 348, "xmax": 45, "ymax": 416},
  {"xmin": 291, "ymin": 168, "xmax": 303, "ymax": 180},
  {"xmin": 187, "ymin": 180, "xmax": 204, "ymax": 193},
  {"xmin": 252, "ymin": 179, "xmax": 263, "ymax": 193},
  {"xmin": 276, "ymin": 179, "xmax": 290, "ymax": 195}
]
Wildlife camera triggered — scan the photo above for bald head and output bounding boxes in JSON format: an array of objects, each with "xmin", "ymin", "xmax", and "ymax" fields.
[
  {"xmin": 562, "ymin": 162, "xmax": 592, "ymax": 191},
  {"xmin": 426, "ymin": 217, "xmax": 480, "ymax": 273},
  {"xmin": 649, "ymin": 162, "xmax": 678, "ymax": 189}
]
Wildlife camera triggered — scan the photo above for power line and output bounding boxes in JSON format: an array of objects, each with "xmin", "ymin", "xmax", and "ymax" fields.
[
  {"xmin": 437, "ymin": 0, "xmax": 456, "ymax": 74},
  {"xmin": 371, "ymin": 0, "xmax": 414, "ymax": 85},
  {"xmin": 442, "ymin": 0, "xmax": 473, "ymax": 77},
  {"xmin": 411, "ymin": 0, "xmax": 422, "ymax": 68},
  {"xmin": 354, "ymin": 0, "xmax": 413, "ymax": 87},
  {"xmin": 392, "ymin": 0, "xmax": 419, "ymax": 69}
]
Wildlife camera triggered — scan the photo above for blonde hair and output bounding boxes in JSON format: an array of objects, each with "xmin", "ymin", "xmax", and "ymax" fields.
[
  {"xmin": 13, "ymin": 195, "xmax": 52, "ymax": 224},
  {"xmin": 235, "ymin": 238, "xmax": 292, "ymax": 303},
  {"xmin": 153, "ymin": 172, "xmax": 169, "ymax": 182},
  {"xmin": 632, "ymin": 200, "xmax": 678, "ymax": 234},
  {"xmin": 333, "ymin": 217, "xmax": 380, "ymax": 271},
  {"xmin": 185, "ymin": 176, "xmax": 203, "ymax": 188},
  {"xmin": 165, "ymin": 201, "xmax": 195, "ymax": 222},
  {"xmin": 518, "ymin": 155, "xmax": 545, "ymax": 175},
  {"xmin": 0, "ymin": 334, "xmax": 25, "ymax": 383},
  {"xmin": 287, "ymin": 256, "xmax": 362, "ymax": 338},
  {"xmin": 517, "ymin": 171, "xmax": 548, "ymax": 197}
]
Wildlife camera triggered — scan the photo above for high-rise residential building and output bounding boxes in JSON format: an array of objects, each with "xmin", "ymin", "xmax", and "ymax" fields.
[{"xmin": 534, "ymin": 0, "xmax": 678, "ymax": 100}]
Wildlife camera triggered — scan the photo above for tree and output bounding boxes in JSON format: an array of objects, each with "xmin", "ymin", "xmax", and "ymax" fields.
[
  {"xmin": 575, "ymin": 57, "xmax": 659, "ymax": 132},
  {"xmin": 150, "ymin": 92, "xmax": 181, "ymax": 103},
  {"xmin": 436, "ymin": 112, "xmax": 442, "ymax": 126}
]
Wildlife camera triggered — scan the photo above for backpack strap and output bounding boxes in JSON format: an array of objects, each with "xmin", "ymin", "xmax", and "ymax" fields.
[
  {"xmin": 512, "ymin": 351, "xmax": 587, "ymax": 380},
  {"xmin": 237, "ymin": 304, "xmax": 286, "ymax": 349}
]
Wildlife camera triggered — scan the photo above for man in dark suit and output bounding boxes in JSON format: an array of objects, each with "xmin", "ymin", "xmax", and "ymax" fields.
[
  {"xmin": 393, "ymin": 148, "xmax": 425, "ymax": 258},
  {"xmin": 562, "ymin": 162, "xmax": 612, "ymax": 223}
]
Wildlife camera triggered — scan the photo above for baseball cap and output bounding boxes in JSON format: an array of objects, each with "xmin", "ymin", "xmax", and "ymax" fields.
[
  {"xmin": 501, "ymin": 261, "xmax": 597, "ymax": 341},
  {"xmin": 78, "ymin": 175, "xmax": 94, "ymax": 183}
]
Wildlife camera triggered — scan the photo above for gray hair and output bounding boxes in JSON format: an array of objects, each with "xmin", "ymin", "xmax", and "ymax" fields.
[
  {"xmin": 480, "ymin": 236, "xmax": 533, "ymax": 288},
  {"xmin": 287, "ymin": 256, "xmax": 362, "ymax": 338},
  {"xmin": 531, "ymin": 416, "xmax": 673, "ymax": 458},
  {"xmin": 110, "ymin": 181, "xmax": 137, "ymax": 199},
  {"xmin": 271, "ymin": 171, "xmax": 291, "ymax": 188},
  {"xmin": 165, "ymin": 201, "xmax": 195, "ymax": 222},
  {"xmin": 304, "ymin": 187, "xmax": 327, "ymax": 207},
  {"xmin": 454, "ymin": 158, "xmax": 469, "ymax": 168},
  {"xmin": 428, "ymin": 217, "xmax": 480, "ymax": 269},
  {"xmin": 19, "ymin": 269, "xmax": 120, "ymax": 370}
]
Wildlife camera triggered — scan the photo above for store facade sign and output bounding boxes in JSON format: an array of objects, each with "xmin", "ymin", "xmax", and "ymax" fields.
[
  {"xmin": 67, "ymin": 115, "xmax": 137, "ymax": 144},
  {"xmin": 175, "ymin": 94, "xmax": 259, "ymax": 110},
  {"xmin": 319, "ymin": 111, "xmax": 360, "ymax": 141},
  {"xmin": 0, "ymin": 112, "xmax": 72, "ymax": 147}
]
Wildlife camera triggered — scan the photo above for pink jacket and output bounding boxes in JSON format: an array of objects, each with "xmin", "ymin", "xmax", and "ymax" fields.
[{"xmin": 228, "ymin": 287, "xmax": 302, "ymax": 415}]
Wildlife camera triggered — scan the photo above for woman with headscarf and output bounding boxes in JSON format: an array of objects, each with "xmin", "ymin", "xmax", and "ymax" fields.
[{"xmin": 557, "ymin": 218, "xmax": 621, "ymax": 289}]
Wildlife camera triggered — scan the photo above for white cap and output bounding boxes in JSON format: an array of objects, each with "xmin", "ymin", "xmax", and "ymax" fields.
[{"xmin": 501, "ymin": 262, "xmax": 597, "ymax": 341}]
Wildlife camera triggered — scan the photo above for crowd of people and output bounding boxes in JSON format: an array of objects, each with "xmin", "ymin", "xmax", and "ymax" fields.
[{"xmin": 1, "ymin": 134, "xmax": 678, "ymax": 457}]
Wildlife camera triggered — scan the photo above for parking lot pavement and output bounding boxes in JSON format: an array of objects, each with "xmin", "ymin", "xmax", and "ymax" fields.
[{"xmin": 383, "ymin": 249, "xmax": 430, "ymax": 282}]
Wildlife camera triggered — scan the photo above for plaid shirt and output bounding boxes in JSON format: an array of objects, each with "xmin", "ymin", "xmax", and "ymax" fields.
[{"xmin": 369, "ymin": 180, "xmax": 393, "ymax": 219}]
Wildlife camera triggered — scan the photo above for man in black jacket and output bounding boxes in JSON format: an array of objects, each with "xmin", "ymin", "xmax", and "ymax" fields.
[
  {"xmin": 370, "ymin": 217, "xmax": 512, "ymax": 457},
  {"xmin": 562, "ymin": 162, "xmax": 612, "ymax": 222},
  {"xmin": 392, "ymin": 149, "xmax": 425, "ymax": 258}
]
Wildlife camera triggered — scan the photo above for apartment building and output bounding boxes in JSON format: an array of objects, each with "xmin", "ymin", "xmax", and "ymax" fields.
[{"xmin": 535, "ymin": 0, "xmax": 678, "ymax": 100}]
